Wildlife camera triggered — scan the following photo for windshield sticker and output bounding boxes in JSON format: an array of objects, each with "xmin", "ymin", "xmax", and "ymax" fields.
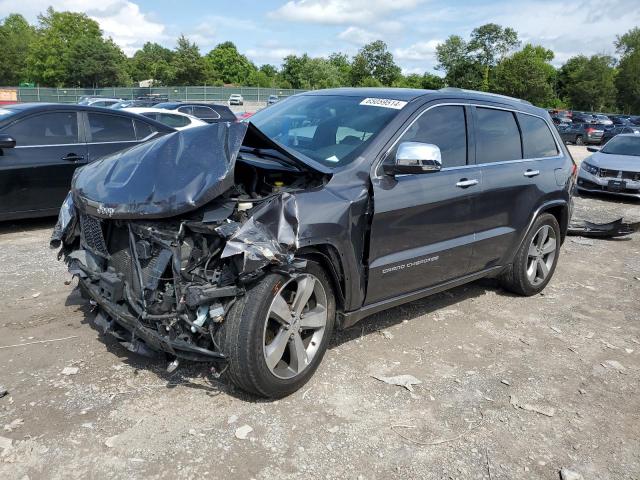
[
  {"xmin": 325, "ymin": 155, "xmax": 339, "ymax": 163},
  {"xmin": 360, "ymin": 98, "xmax": 407, "ymax": 109},
  {"xmin": 0, "ymin": 108, "xmax": 13, "ymax": 115}
]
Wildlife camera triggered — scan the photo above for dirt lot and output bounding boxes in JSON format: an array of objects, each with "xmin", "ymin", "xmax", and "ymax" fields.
[{"xmin": 1, "ymin": 146, "xmax": 639, "ymax": 480}]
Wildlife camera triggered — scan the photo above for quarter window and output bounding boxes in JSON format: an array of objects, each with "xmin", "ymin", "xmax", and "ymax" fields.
[
  {"xmin": 395, "ymin": 105, "xmax": 468, "ymax": 168},
  {"xmin": 88, "ymin": 113, "xmax": 136, "ymax": 142},
  {"xmin": 517, "ymin": 113, "xmax": 558, "ymax": 158},
  {"xmin": 134, "ymin": 119, "xmax": 158, "ymax": 140},
  {"xmin": 475, "ymin": 107, "xmax": 522, "ymax": 163},
  {"xmin": 192, "ymin": 106, "xmax": 220, "ymax": 120},
  {"xmin": 4, "ymin": 112, "xmax": 79, "ymax": 146}
]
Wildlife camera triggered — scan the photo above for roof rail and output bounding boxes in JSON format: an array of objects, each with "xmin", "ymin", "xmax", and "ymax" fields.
[{"xmin": 438, "ymin": 87, "xmax": 533, "ymax": 106}]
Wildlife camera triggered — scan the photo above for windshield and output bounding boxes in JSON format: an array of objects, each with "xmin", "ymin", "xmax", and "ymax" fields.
[
  {"xmin": 248, "ymin": 94, "xmax": 404, "ymax": 167},
  {"xmin": 601, "ymin": 135, "xmax": 640, "ymax": 156}
]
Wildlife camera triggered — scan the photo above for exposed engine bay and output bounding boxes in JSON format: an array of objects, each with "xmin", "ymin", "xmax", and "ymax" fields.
[{"xmin": 51, "ymin": 122, "xmax": 330, "ymax": 364}]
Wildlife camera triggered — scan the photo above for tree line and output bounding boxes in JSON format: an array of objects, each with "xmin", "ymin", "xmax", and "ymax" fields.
[{"xmin": 1, "ymin": 8, "xmax": 639, "ymax": 113}]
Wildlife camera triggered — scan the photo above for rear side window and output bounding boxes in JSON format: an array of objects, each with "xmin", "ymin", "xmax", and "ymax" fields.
[
  {"xmin": 4, "ymin": 112, "xmax": 79, "ymax": 146},
  {"xmin": 517, "ymin": 113, "xmax": 558, "ymax": 158},
  {"xmin": 88, "ymin": 113, "xmax": 136, "ymax": 142},
  {"xmin": 177, "ymin": 106, "xmax": 193, "ymax": 115},
  {"xmin": 134, "ymin": 119, "xmax": 158, "ymax": 140},
  {"xmin": 192, "ymin": 106, "xmax": 220, "ymax": 120},
  {"xmin": 475, "ymin": 107, "xmax": 521, "ymax": 163},
  {"xmin": 396, "ymin": 105, "xmax": 467, "ymax": 168}
]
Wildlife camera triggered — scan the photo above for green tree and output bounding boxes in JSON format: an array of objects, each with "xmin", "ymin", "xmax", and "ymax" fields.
[
  {"xmin": 350, "ymin": 40, "xmax": 401, "ymax": 86},
  {"xmin": 0, "ymin": 14, "xmax": 36, "ymax": 85},
  {"xmin": 328, "ymin": 52, "xmax": 351, "ymax": 85},
  {"xmin": 27, "ymin": 8, "xmax": 129, "ymax": 87},
  {"xmin": 129, "ymin": 42, "xmax": 174, "ymax": 85},
  {"xmin": 280, "ymin": 54, "xmax": 310, "ymax": 89},
  {"xmin": 492, "ymin": 44, "xmax": 558, "ymax": 106},
  {"xmin": 615, "ymin": 28, "xmax": 640, "ymax": 113},
  {"xmin": 435, "ymin": 34, "xmax": 484, "ymax": 89},
  {"xmin": 205, "ymin": 41, "xmax": 256, "ymax": 85},
  {"xmin": 558, "ymin": 54, "xmax": 617, "ymax": 111},
  {"xmin": 393, "ymin": 73, "xmax": 445, "ymax": 89},
  {"xmin": 468, "ymin": 23, "xmax": 520, "ymax": 90},
  {"xmin": 171, "ymin": 35, "xmax": 206, "ymax": 85}
]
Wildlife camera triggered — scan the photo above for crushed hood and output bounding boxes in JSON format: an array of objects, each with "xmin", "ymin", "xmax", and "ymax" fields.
[{"xmin": 71, "ymin": 121, "xmax": 332, "ymax": 220}]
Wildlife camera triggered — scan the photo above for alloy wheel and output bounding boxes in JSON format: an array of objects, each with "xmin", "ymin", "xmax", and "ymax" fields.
[
  {"xmin": 262, "ymin": 274, "xmax": 328, "ymax": 379},
  {"xmin": 526, "ymin": 225, "xmax": 557, "ymax": 286}
]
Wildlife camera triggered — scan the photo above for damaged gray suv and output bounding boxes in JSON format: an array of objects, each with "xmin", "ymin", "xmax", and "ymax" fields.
[{"xmin": 51, "ymin": 88, "xmax": 576, "ymax": 397}]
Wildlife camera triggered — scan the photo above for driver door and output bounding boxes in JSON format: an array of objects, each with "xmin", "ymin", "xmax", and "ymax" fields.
[{"xmin": 366, "ymin": 104, "xmax": 482, "ymax": 304}]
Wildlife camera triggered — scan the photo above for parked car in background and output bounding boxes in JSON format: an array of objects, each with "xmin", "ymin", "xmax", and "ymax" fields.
[
  {"xmin": 551, "ymin": 115, "xmax": 572, "ymax": 126},
  {"xmin": 235, "ymin": 111, "xmax": 254, "ymax": 121},
  {"xmin": 610, "ymin": 115, "xmax": 632, "ymax": 126},
  {"xmin": 600, "ymin": 125, "xmax": 640, "ymax": 144},
  {"xmin": 153, "ymin": 102, "xmax": 237, "ymax": 124},
  {"xmin": 558, "ymin": 122, "xmax": 606, "ymax": 145},
  {"xmin": 594, "ymin": 114, "xmax": 613, "ymax": 126},
  {"xmin": 577, "ymin": 134, "xmax": 640, "ymax": 198},
  {"xmin": 111, "ymin": 96, "xmax": 170, "ymax": 110},
  {"xmin": 123, "ymin": 107, "xmax": 207, "ymax": 130},
  {"xmin": 228, "ymin": 94, "xmax": 244, "ymax": 105},
  {"xmin": 267, "ymin": 95, "xmax": 279, "ymax": 105},
  {"xmin": 77, "ymin": 97, "xmax": 123, "ymax": 108},
  {"xmin": 0, "ymin": 103, "xmax": 174, "ymax": 221},
  {"xmin": 571, "ymin": 112, "xmax": 597, "ymax": 124},
  {"xmin": 52, "ymin": 87, "xmax": 575, "ymax": 397}
]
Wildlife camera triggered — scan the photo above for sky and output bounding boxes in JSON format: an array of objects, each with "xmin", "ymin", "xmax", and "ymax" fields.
[{"xmin": 0, "ymin": 0, "xmax": 639, "ymax": 74}]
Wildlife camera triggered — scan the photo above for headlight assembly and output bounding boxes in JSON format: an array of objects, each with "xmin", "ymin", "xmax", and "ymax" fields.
[{"xmin": 581, "ymin": 162, "xmax": 599, "ymax": 175}]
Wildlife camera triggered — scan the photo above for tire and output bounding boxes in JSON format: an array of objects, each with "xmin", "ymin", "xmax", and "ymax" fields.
[
  {"xmin": 575, "ymin": 135, "xmax": 584, "ymax": 145},
  {"xmin": 500, "ymin": 213, "xmax": 561, "ymax": 296},
  {"xmin": 218, "ymin": 261, "xmax": 335, "ymax": 398}
]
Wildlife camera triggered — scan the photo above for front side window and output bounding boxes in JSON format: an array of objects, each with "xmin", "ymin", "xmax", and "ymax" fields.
[
  {"xmin": 177, "ymin": 106, "xmax": 193, "ymax": 115},
  {"xmin": 475, "ymin": 107, "xmax": 522, "ymax": 163},
  {"xmin": 393, "ymin": 105, "xmax": 467, "ymax": 168},
  {"xmin": 249, "ymin": 94, "xmax": 404, "ymax": 168},
  {"xmin": 88, "ymin": 113, "xmax": 136, "ymax": 142},
  {"xmin": 517, "ymin": 113, "xmax": 558, "ymax": 158},
  {"xmin": 4, "ymin": 112, "xmax": 79, "ymax": 146}
]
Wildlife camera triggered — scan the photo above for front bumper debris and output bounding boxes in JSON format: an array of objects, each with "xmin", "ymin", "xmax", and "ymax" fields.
[{"xmin": 567, "ymin": 218, "xmax": 640, "ymax": 238}]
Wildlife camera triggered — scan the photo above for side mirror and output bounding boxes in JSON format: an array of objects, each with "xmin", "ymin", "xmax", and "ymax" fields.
[
  {"xmin": 0, "ymin": 133, "xmax": 16, "ymax": 149},
  {"xmin": 384, "ymin": 142, "xmax": 442, "ymax": 175},
  {"xmin": 587, "ymin": 146, "xmax": 600, "ymax": 153}
]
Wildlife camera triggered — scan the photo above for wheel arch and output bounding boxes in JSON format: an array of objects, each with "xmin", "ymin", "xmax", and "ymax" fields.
[{"xmin": 296, "ymin": 244, "xmax": 346, "ymax": 313}]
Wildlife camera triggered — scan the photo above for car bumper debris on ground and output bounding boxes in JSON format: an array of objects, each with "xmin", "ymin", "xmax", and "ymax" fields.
[{"xmin": 1, "ymin": 146, "xmax": 639, "ymax": 479}]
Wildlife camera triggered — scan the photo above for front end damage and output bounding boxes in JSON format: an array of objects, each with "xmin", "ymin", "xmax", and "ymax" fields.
[{"xmin": 50, "ymin": 122, "xmax": 330, "ymax": 365}]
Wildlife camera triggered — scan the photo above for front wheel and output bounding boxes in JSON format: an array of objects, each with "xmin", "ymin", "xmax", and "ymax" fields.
[
  {"xmin": 500, "ymin": 213, "xmax": 561, "ymax": 296},
  {"xmin": 218, "ymin": 261, "xmax": 335, "ymax": 397}
]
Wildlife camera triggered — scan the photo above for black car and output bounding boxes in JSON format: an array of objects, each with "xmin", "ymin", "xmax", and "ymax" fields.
[
  {"xmin": 0, "ymin": 103, "xmax": 174, "ymax": 221},
  {"xmin": 558, "ymin": 122, "xmax": 607, "ymax": 145},
  {"xmin": 52, "ymin": 88, "xmax": 575, "ymax": 397},
  {"xmin": 610, "ymin": 115, "xmax": 632, "ymax": 126},
  {"xmin": 600, "ymin": 125, "xmax": 640, "ymax": 145},
  {"xmin": 153, "ymin": 102, "xmax": 236, "ymax": 124}
]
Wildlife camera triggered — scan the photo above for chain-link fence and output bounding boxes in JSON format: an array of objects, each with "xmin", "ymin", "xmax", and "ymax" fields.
[{"xmin": 14, "ymin": 86, "xmax": 307, "ymax": 104}]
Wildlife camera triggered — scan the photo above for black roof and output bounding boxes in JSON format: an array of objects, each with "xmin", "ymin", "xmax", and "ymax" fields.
[{"xmin": 302, "ymin": 87, "xmax": 432, "ymax": 101}]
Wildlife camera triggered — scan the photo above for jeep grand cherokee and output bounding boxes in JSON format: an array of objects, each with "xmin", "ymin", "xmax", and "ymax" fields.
[{"xmin": 51, "ymin": 88, "xmax": 576, "ymax": 398}]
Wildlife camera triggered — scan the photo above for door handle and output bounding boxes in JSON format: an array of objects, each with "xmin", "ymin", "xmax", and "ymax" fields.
[
  {"xmin": 456, "ymin": 178, "xmax": 479, "ymax": 188},
  {"xmin": 524, "ymin": 169, "xmax": 540, "ymax": 177},
  {"xmin": 62, "ymin": 153, "xmax": 84, "ymax": 162}
]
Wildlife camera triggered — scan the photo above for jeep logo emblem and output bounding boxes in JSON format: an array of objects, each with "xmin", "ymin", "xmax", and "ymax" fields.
[{"xmin": 96, "ymin": 205, "xmax": 115, "ymax": 217}]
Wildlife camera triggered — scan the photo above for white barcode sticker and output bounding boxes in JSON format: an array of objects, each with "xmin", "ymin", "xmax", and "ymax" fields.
[{"xmin": 360, "ymin": 98, "xmax": 407, "ymax": 109}]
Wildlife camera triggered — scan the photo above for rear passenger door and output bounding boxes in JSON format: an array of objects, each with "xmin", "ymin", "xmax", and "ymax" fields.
[
  {"xmin": 0, "ymin": 111, "xmax": 87, "ymax": 216},
  {"xmin": 367, "ymin": 104, "xmax": 482, "ymax": 304},
  {"xmin": 85, "ymin": 113, "xmax": 158, "ymax": 161},
  {"xmin": 469, "ymin": 106, "xmax": 561, "ymax": 272}
]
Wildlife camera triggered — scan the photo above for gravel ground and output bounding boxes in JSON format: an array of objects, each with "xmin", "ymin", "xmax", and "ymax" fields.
[{"xmin": 1, "ymin": 146, "xmax": 639, "ymax": 480}]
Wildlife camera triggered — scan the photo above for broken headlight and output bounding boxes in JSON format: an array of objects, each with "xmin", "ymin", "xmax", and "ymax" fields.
[{"xmin": 582, "ymin": 162, "xmax": 599, "ymax": 175}]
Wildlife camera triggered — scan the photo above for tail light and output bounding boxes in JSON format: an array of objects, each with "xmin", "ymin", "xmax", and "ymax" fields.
[
  {"xmin": 586, "ymin": 127, "xmax": 595, "ymax": 134},
  {"xmin": 571, "ymin": 162, "xmax": 578, "ymax": 178}
]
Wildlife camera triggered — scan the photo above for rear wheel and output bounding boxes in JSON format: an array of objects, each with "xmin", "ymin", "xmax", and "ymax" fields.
[
  {"xmin": 500, "ymin": 213, "xmax": 560, "ymax": 296},
  {"xmin": 218, "ymin": 261, "xmax": 335, "ymax": 397}
]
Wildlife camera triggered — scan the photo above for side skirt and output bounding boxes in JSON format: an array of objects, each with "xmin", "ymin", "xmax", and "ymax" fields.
[{"xmin": 337, "ymin": 265, "xmax": 504, "ymax": 329}]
